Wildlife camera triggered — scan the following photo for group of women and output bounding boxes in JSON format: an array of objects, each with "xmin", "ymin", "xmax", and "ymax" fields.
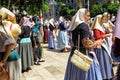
[
  {"xmin": 47, "ymin": 16, "xmax": 71, "ymax": 52},
  {"xmin": 1, "ymin": 3, "xmax": 120, "ymax": 80},
  {"xmin": 64, "ymin": 7, "xmax": 120, "ymax": 80},
  {"xmin": 0, "ymin": 5, "xmax": 44, "ymax": 80}
]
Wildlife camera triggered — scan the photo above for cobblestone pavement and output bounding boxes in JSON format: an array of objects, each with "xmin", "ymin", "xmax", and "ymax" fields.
[
  {"xmin": 22, "ymin": 44, "xmax": 117, "ymax": 80},
  {"xmin": 22, "ymin": 44, "xmax": 70, "ymax": 80}
]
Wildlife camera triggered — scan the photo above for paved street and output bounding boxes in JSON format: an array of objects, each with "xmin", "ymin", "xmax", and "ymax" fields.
[
  {"xmin": 22, "ymin": 43, "xmax": 117, "ymax": 80},
  {"xmin": 22, "ymin": 44, "xmax": 70, "ymax": 80}
]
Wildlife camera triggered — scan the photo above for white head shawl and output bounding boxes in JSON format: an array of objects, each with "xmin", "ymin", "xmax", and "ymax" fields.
[
  {"xmin": 91, "ymin": 15, "xmax": 105, "ymax": 33},
  {"xmin": 23, "ymin": 16, "xmax": 33, "ymax": 28},
  {"xmin": 67, "ymin": 8, "xmax": 86, "ymax": 31},
  {"xmin": 49, "ymin": 18, "xmax": 55, "ymax": 27},
  {"xmin": 58, "ymin": 16, "xmax": 64, "ymax": 24}
]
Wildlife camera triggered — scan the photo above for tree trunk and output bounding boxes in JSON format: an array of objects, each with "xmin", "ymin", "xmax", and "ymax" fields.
[
  {"xmin": 78, "ymin": 0, "xmax": 83, "ymax": 8},
  {"xmin": 8, "ymin": 0, "xmax": 11, "ymax": 9}
]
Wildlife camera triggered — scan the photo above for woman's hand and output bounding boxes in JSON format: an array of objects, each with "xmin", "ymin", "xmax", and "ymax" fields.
[
  {"xmin": 104, "ymin": 33, "xmax": 111, "ymax": 38},
  {"xmin": 82, "ymin": 37, "xmax": 94, "ymax": 48},
  {"xmin": 94, "ymin": 39, "xmax": 102, "ymax": 48},
  {"xmin": 34, "ymin": 45, "xmax": 38, "ymax": 49},
  {"xmin": 0, "ymin": 61, "xmax": 4, "ymax": 67}
]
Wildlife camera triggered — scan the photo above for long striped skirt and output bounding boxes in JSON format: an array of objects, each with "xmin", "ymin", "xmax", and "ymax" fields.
[{"xmin": 18, "ymin": 37, "xmax": 33, "ymax": 70}]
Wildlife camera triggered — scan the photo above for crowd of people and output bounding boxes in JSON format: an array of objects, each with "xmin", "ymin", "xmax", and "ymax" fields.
[
  {"xmin": 1, "ymin": 3, "xmax": 120, "ymax": 80},
  {"xmin": 0, "ymin": 4, "xmax": 71, "ymax": 80}
]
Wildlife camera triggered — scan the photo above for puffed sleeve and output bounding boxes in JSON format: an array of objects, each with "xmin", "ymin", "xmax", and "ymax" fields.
[
  {"xmin": 78, "ymin": 23, "xmax": 90, "ymax": 39},
  {"xmin": 93, "ymin": 29, "xmax": 104, "ymax": 39},
  {"xmin": 4, "ymin": 35, "xmax": 14, "ymax": 46},
  {"xmin": 0, "ymin": 32, "xmax": 14, "ymax": 52},
  {"xmin": 78, "ymin": 23, "xmax": 94, "ymax": 48}
]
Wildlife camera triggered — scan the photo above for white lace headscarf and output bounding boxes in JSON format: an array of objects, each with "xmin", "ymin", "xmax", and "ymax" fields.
[
  {"xmin": 49, "ymin": 18, "xmax": 55, "ymax": 27},
  {"xmin": 91, "ymin": 15, "xmax": 105, "ymax": 33},
  {"xmin": 23, "ymin": 16, "xmax": 33, "ymax": 28},
  {"xmin": 67, "ymin": 8, "xmax": 87, "ymax": 31},
  {"xmin": 58, "ymin": 16, "xmax": 64, "ymax": 24}
]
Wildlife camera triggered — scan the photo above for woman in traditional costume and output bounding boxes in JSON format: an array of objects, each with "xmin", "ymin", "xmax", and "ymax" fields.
[
  {"xmin": 18, "ymin": 15, "xmax": 33, "ymax": 73},
  {"xmin": 0, "ymin": 15, "xmax": 15, "ymax": 67},
  {"xmin": 64, "ymin": 8, "xmax": 102, "ymax": 80},
  {"xmin": 48, "ymin": 18, "xmax": 56, "ymax": 49},
  {"xmin": 91, "ymin": 14, "xmax": 114, "ymax": 80},
  {"xmin": 0, "ymin": 14, "xmax": 21, "ymax": 80},
  {"xmin": 57, "ymin": 16, "xmax": 69, "ymax": 52},
  {"xmin": 3, "ymin": 21, "xmax": 21, "ymax": 80}
]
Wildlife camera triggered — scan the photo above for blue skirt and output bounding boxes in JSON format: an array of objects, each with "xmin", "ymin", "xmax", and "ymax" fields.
[
  {"xmin": 57, "ymin": 30, "xmax": 68, "ymax": 49},
  {"xmin": 94, "ymin": 46, "xmax": 114, "ymax": 79},
  {"xmin": 64, "ymin": 48, "xmax": 102, "ymax": 80},
  {"xmin": 48, "ymin": 31, "xmax": 56, "ymax": 49}
]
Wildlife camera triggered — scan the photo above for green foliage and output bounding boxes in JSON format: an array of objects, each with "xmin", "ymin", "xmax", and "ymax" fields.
[
  {"xmin": 44, "ymin": 2, "xmax": 49, "ymax": 13},
  {"xmin": 67, "ymin": 9, "xmax": 76, "ymax": 16},
  {"xmin": 27, "ymin": 5, "xmax": 40, "ymax": 15},
  {"xmin": 1, "ymin": 0, "xmax": 75, "ymax": 17},
  {"xmin": 0, "ymin": 0, "xmax": 49, "ymax": 15},
  {"xmin": 107, "ymin": 3, "xmax": 120, "ymax": 15},
  {"xmin": 90, "ymin": 1, "xmax": 120, "ymax": 17},
  {"xmin": 26, "ymin": 0, "xmax": 49, "ymax": 15},
  {"xmin": 59, "ymin": 6, "xmax": 68, "ymax": 16},
  {"xmin": 90, "ymin": 2, "xmax": 107, "ymax": 17},
  {"xmin": 59, "ymin": 6, "xmax": 76, "ymax": 17},
  {"xmin": 90, "ymin": 4, "xmax": 103, "ymax": 17}
]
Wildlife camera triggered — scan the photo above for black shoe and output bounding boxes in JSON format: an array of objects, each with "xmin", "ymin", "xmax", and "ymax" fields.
[
  {"xmin": 27, "ymin": 67, "xmax": 32, "ymax": 70},
  {"xmin": 49, "ymin": 47, "xmax": 54, "ymax": 49},
  {"xmin": 22, "ymin": 69, "xmax": 28, "ymax": 73},
  {"xmin": 34, "ymin": 62, "xmax": 41, "ymax": 65}
]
